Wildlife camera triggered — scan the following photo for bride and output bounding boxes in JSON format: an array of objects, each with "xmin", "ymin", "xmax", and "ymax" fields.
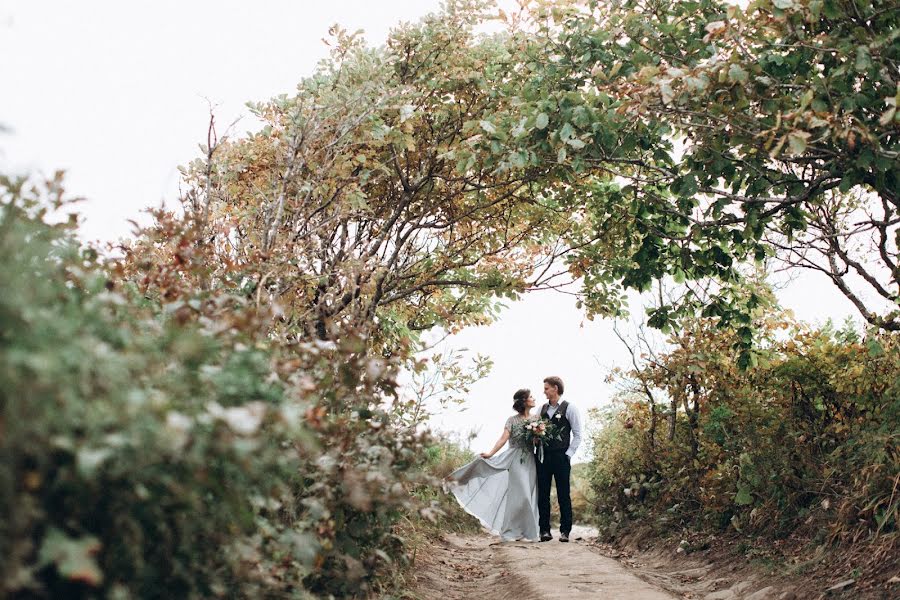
[{"xmin": 446, "ymin": 388, "xmax": 539, "ymax": 542}]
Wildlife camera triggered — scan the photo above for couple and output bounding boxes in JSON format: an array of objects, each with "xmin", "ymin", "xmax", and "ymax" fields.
[{"xmin": 447, "ymin": 376, "xmax": 582, "ymax": 542}]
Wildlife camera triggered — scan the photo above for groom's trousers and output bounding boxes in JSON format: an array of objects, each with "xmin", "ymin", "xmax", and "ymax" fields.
[{"xmin": 537, "ymin": 449, "xmax": 572, "ymax": 534}]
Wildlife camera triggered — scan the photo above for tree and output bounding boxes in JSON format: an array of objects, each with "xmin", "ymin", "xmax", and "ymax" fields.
[
  {"xmin": 155, "ymin": 2, "xmax": 578, "ymax": 356},
  {"xmin": 128, "ymin": 0, "xmax": 900, "ymax": 355},
  {"xmin": 395, "ymin": 347, "xmax": 493, "ymax": 430},
  {"xmin": 524, "ymin": 0, "xmax": 900, "ymax": 334}
]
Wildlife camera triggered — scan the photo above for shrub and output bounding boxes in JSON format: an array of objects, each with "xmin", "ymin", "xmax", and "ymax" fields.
[
  {"xmin": 588, "ymin": 317, "xmax": 900, "ymax": 548},
  {"xmin": 0, "ymin": 175, "xmax": 320, "ymax": 598},
  {"xmin": 0, "ymin": 176, "xmax": 435, "ymax": 598}
]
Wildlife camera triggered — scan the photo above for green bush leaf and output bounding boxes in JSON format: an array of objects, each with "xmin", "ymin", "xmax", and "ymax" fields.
[{"xmin": 735, "ymin": 487, "xmax": 753, "ymax": 506}]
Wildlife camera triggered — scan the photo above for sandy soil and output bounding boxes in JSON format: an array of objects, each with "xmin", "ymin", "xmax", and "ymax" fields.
[{"xmin": 410, "ymin": 525, "xmax": 676, "ymax": 600}]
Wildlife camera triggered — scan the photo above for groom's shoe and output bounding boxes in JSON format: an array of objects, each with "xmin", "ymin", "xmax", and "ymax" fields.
[
  {"xmin": 540, "ymin": 532, "xmax": 552, "ymax": 542},
  {"xmin": 559, "ymin": 532, "xmax": 569, "ymax": 543}
]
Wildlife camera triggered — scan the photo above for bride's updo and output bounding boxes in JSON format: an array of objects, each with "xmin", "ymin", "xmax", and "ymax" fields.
[{"xmin": 512, "ymin": 388, "xmax": 530, "ymax": 415}]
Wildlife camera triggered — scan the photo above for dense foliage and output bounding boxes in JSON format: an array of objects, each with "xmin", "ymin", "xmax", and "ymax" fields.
[
  {"xmin": 588, "ymin": 313, "xmax": 899, "ymax": 562},
  {"xmin": 175, "ymin": 4, "xmax": 572, "ymax": 351},
  {"xmin": 0, "ymin": 175, "xmax": 438, "ymax": 598},
  {"xmin": 523, "ymin": 0, "xmax": 900, "ymax": 345}
]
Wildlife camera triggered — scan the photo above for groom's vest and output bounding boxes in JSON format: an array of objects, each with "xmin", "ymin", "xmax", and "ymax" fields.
[{"xmin": 541, "ymin": 401, "xmax": 572, "ymax": 452}]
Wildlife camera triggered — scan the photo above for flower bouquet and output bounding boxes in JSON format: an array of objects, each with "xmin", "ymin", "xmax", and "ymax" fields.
[{"xmin": 513, "ymin": 418, "xmax": 561, "ymax": 463}]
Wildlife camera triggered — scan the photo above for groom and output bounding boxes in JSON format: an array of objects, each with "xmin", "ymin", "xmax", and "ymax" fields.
[{"xmin": 537, "ymin": 376, "xmax": 582, "ymax": 542}]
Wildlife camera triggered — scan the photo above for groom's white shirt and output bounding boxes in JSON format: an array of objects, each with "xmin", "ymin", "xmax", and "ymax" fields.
[{"xmin": 546, "ymin": 401, "xmax": 582, "ymax": 459}]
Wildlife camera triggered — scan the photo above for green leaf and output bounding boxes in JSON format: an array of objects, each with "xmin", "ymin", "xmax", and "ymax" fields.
[
  {"xmin": 788, "ymin": 131, "xmax": 809, "ymax": 154},
  {"xmin": 735, "ymin": 487, "xmax": 753, "ymax": 505},
  {"xmin": 809, "ymin": 0, "xmax": 823, "ymax": 18},
  {"xmin": 773, "ymin": 0, "xmax": 794, "ymax": 9},
  {"xmin": 456, "ymin": 154, "xmax": 475, "ymax": 173},
  {"xmin": 799, "ymin": 89, "xmax": 814, "ymax": 112},
  {"xmin": 727, "ymin": 64, "xmax": 748, "ymax": 84},
  {"xmin": 855, "ymin": 47, "xmax": 872, "ymax": 72},
  {"xmin": 856, "ymin": 149, "xmax": 874, "ymax": 168},
  {"xmin": 867, "ymin": 339, "xmax": 885, "ymax": 357},
  {"xmin": 535, "ymin": 112, "xmax": 550, "ymax": 129},
  {"xmin": 509, "ymin": 151, "xmax": 528, "ymax": 168},
  {"xmin": 811, "ymin": 98, "xmax": 828, "ymax": 112},
  {"xmin": 479, "ymin": 120, "xmax": 496, "ymax": 135}
]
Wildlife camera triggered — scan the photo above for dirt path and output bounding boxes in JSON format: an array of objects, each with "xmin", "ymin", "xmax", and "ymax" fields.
[{"xmin": 411, "ymin": 525, "xmax": 676, "ymax": 600}]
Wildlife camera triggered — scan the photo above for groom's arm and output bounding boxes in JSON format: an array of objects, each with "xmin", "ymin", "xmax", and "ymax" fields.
[{"xmin": 566, "ymin": 405, "xmax": 582, "ymax": 459}]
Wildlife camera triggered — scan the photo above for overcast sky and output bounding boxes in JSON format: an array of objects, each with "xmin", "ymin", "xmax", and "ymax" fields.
[{"xmin": 3, "ymin": 1, "xmax": 861, "ymax": 461}]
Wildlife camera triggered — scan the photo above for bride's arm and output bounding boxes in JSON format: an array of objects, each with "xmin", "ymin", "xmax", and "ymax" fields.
[{"xmin": 480, "ymin": 427, "xmax": 511, "ymax": 459}]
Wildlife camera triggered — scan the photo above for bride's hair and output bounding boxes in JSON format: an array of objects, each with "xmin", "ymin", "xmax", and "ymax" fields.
[{"xmin": 512, "ymin": 388, "xmax": 530, "ymax": 414}]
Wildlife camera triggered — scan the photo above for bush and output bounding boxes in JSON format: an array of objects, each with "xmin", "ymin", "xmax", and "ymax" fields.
[
  {"xmin": 588, "ymin": 317, "xmax": 900, "ymax": 548},
  {"xmin": 0, "ymin": 176, "xmax": 436, "ymax": 599},
  {"xmin": 0, "ymin": 175, "xmax": 320, "ymax": 598}
]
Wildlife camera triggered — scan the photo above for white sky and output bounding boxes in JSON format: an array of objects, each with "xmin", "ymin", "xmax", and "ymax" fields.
[{"xmin": 2, "ymin": 1, "xmax": 862, "ymax": 462}]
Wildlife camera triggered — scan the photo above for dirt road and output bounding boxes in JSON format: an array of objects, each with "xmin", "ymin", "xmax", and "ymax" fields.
[{"xmin": 412, "ymin": 525, "xmax": 676, "ymax": 600}]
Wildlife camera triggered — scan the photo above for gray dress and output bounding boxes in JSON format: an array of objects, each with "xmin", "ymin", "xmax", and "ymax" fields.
[{"xmin": 448, "ymin": 414, "xmax": 539, "ymax": 541}]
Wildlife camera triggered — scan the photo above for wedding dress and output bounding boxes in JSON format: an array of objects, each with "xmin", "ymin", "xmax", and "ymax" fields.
[{"xmin": 447, "ymin": 414, "xmax": 539, "ymax": 542}]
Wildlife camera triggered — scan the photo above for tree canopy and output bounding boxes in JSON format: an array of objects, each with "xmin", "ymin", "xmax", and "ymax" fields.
[
  {"xmin": 159, "ymin": 0, "xmax": 900, "ymax": 358},
  {"xmin": 528, "ymin": 0, "xmax": 899, "ymax": 339},
  {"xmin": 166, "ymin": 3, "xmax": 577, "ymax": 355}
]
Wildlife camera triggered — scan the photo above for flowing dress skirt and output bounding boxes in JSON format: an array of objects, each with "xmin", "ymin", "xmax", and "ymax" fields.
[{"xmin": 447, "ymin": 447, "xmax": 539, "ymax": 542}]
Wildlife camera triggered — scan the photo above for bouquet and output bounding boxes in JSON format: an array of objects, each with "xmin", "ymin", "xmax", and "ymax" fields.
[{"xmin": 512, "ymin": 418, "xmax": 561, "ymax": 463}]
